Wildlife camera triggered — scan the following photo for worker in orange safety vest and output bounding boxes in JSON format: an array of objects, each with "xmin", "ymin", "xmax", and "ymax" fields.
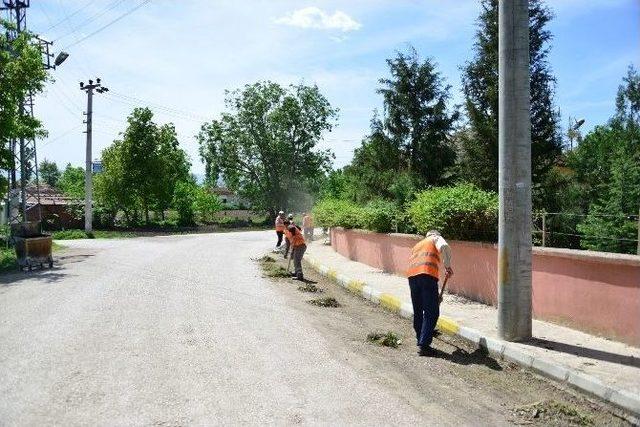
[
  {"xmin": 274, "ymin": 211, "xmax": 286, "ymax": 250},
  {"xmin": 283, "ymin": 214, "xmax": 298, "ymax": 259},
  {"xmin": 407, "ymin": 230, "xmax": 453, "ymax": 357},
  {"xmin": 288, "ymin": 224, "xmax": 306, "ymax": 280}
]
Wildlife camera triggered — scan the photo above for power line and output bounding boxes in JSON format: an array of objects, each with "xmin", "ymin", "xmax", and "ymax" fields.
[
  {"xmin": 108, "ymin": 91, "xmax": 208, "ymax": 120},
  {"xmin": 43, "ymin": 0, "xmax": 93, "ymax": 32},
  {"xmin": 61, "ymin": 0, "xmax": 151, "ymax": 50},
  {"xmin": 41, "ymin": 124, "xmax": 83, "ymax": 147},
  {"xmin": 102, "ymin": 93, "xmax": 207, "ymax": 123},
  {"xmin": 54, "ymin": 0, "xmax": 128, "ymax": 41}
]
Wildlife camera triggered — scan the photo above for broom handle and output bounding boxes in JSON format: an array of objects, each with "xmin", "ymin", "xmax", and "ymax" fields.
[{"xmin": 439, "ymin": 275, "xmax": 450, "ymax": 302}]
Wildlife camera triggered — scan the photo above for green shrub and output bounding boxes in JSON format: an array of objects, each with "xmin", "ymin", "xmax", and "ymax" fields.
[
  {"xmin": 362, "ymin": 199, "xmax": 398, "ymax": 233},
  {"xmin": 172, "ymin": 181, "xmax": 197, "ymax": 226},
  {"xmin": 0, "ymin": 248, "xmax": 17, "ymax": 273},
  {"xmin": 194, "ymin": 188, "xmax": 223, "ymax": 223},
  {"xmin": 312, "ymin": 199, "xmax": 366, "ymax": 229},
  {"xmin": 407, "ymin": 184, "xmax": 498, "ymax": 242}
]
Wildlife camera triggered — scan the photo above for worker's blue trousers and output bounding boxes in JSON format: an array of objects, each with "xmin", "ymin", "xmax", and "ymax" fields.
[{"xmin": 408, "ymin": 274, "xmax": 440, "ymax": 348}]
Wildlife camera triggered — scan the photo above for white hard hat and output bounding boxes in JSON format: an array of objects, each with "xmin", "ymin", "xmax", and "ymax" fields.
[
  {"xmin": 278, "ymin": 211, "xmax": 284, "ymax": 215},
  {"xmin": 288, "ymin": 213, "xmax": 294, "ymax": 219}
]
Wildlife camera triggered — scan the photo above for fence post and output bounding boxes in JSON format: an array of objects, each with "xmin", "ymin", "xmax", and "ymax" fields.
[{"xmin": 542, "ymin": 212, "xmax": 546, "ymax": 247}]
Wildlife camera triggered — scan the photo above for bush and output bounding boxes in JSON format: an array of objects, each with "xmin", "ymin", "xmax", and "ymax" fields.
[
  {"xmin": 172, "ymin": 181, "xmax": 197, "ymax": 226},
  {"xmin": 362, "ymin": 199, "xmax": 398, "ymax": 233},
  {"xmin": 407, "ymin": 184, "xmax": 498, "ymax": 242},
  {"xmin": 194, "ymin": 188, "xmax": 223, "ymax": 223},
  {"xmin": 312, "ymin": 199, "xmax": 366, "ymax": 229}
]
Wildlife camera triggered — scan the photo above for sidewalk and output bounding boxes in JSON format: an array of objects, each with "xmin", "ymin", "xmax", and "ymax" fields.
[{"xmin": 304, "ymin": 238, "xmax": 640, "ymax": 416}]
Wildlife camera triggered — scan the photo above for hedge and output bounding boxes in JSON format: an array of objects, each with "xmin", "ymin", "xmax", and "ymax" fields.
[
  {"xmin": 407, "ymin": 184, "xmax": 498, "ymax": 242},
  {"xmin": 313, "ymin": 184, "xmax": 498, "ymax": 242},
  {"xmin": 312, "ymin": 199, "xmax": 366, "ymax": 229}
]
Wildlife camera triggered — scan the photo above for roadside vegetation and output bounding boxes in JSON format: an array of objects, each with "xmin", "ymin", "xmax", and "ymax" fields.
[
  {"xmin": 367, "ymin": 331, "xmax": 402, "ymax": 348},
  {"xmin": 308, "ymin": 1, "xmax": 639, "ymax": 254},
  {"xmin": 307, "ymin": 297, "xmax": 340, "ymax": 308}
]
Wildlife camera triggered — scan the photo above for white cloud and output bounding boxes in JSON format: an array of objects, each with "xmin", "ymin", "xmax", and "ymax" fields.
[{"xmin": 275, "ymin": 7, "xmax": 362, "ymax": 32}]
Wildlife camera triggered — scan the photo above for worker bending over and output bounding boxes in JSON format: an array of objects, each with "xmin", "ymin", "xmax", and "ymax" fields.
[
  {"xmin": 288, "ymin": 224, "xmax": 306, "ymax": 280},
  {"xmin": 274, "ymin": 211, "xmax": 285, "ymax": 251},
  {"xmin": 407, "ymin": 230, "xmax": 453, "ymax": 357},
  {"xmin": 302, "ymin": 212, "xmax": 314, "ymax": 242},
  {"xmin": 283, "ymin": 214, "xmax": 298, "ymax": 259}
]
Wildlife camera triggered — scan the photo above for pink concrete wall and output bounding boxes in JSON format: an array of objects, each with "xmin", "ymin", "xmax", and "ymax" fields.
[{"xmin": 330, "ymin": 228, "xmax": 640, "ymax": 346}]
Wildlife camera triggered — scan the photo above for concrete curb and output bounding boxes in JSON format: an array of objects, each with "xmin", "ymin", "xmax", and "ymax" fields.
[{"xmin": 304, "ymin": 255, "xmax": 640, "ymax": 417}]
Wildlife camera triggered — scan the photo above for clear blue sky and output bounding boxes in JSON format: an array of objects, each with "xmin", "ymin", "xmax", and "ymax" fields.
[{"xmin": 24, "ymin": 0, "xmax": 640, "ymax": 175}]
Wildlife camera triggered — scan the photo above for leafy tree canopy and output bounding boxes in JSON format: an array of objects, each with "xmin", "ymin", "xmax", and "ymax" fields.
[
  {"xmin": 0, "ymin": 19, "xmax": 49, "ymax": 193},
  {"xmin": 39, "ymin": 159, "xmax": 60, "ymax": 187},
  {"xmin": 197, "ymin": 81, "xmax": 337, "ymax": 215},
  {"xmin": 457, "ymin": 0, "xmax": 562, "ymax": 199}
]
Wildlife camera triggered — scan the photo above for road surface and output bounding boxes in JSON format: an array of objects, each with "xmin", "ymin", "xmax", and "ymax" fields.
[{"xmin": 0, "ymin": 231, "xmax": 628, "ymax": 425}]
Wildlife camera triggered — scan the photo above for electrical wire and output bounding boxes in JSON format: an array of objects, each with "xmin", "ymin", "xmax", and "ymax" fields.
[
  {"xmin": 43, "ymin": 0, "xmax": 93, "ymax": 33},
  {"xmin": 61, "ymin": 0, "xmax": 151, "ymax": 50},
  {"xmin": 102, "ymin": 93, "xmax": 207, "ymax": 123},
  {"xmin": 40, "ymin": 124, "xmax": 83, "ymax": 147},
  {"xmin": 54, "ymin": 0, "xmax": 129, "ymax": 41},
  {"xmin": 107, "ymin": 91, "xmax": 208, "ymax": 121}
]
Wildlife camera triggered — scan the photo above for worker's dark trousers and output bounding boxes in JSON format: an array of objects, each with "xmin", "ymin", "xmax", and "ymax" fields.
[
  {"xmin": 276, "ymin": 231, "xmax": 284, "ymax": 247},
  {"xmin": 292, "ymin": 244, "xmax": 306, "ymax": 279},
  {"xmin": 408, "ymin": 274, "xmax": 439, "ymax": 348}
]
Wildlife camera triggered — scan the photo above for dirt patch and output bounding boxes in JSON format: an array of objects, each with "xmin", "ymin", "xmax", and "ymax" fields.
[{"xmin": 512, "ymin": 400, "xmax": 595, "ymax": 426}]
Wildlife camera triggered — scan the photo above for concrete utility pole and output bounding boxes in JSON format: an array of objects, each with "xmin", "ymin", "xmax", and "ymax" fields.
[
  {"xmin": 498, "ymin": 0, "xmax": 533, "ymax": 341},
  {"xmin": 80, "ymin": 79, "xmax": 108, "ymax": 234}
]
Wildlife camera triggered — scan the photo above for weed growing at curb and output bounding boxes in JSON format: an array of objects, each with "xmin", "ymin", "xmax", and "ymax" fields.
[
  {"xmin": 308, "ymin": 297, "xmax": 340, "ymax": 307},
  {"xmin": 367, "ymin": 331, "xmax": 402, "ymax": 348},
  {"xmin": 512, "ymin": 400, "xmax": 594, "ymax": 426},
  {"xmin": 255, "ymin": 254, "xmax": 291, "ymax": 278},
  {"xmin": 298, "ymin": 283, "xmax": 321, "ymax": 293},
  {"xmin": 263, "ymin": 264, "xmax": 290, "ymax": 278}
]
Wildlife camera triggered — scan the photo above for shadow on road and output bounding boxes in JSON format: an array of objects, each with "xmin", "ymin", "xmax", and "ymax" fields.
[
  {"xmin": 0, "ymin": 253, "xmax": 94, "ymax": 288},
  {"xmin": 435, "ymin": 336, "xmax": 503, "ymax": 371},
  {"xmin": 523, "ymin": 338, "xmax": 640, "ymax": 368}
]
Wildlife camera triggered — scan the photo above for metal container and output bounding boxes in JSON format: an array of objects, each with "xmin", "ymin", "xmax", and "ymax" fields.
[
  {"xmin": 14, "ymin": 234, "xmax": 53, "ymax": 271},
  {"xmin": 11, "ymin": 221, "xmax": 41, "ymax": 238}
]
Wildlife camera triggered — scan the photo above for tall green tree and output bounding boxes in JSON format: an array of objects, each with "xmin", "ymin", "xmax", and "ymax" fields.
[
  {"xmin": 377, "ymin": 47, "xmax": 458, "ymax": 187},
  {"xmin": 345, "ymin": 48, "xmax": 458, "ymax": 204},
  {"xmin": 39, "ymin": 159, "xmax": 60, "ymax": 187},
  {"xmin": 0, "ymin": 20, "xmax": 49, "ymax": 193},
  {"xmin": 95, "ymin": 108, "xmax": 191, "ymax": 226},
  {"xmin": 153, "ymin": 123, "xmax": 191, "ymax": 218},
  {"xmin": 458, "ymin": 0, "xmax": 562, "ymax": 200},
  {"xmin": 57, "ymin": 163, "xmax": 84, "ymax": 199},
  {"xmin": 197, "ymin": 81, "xmax": 337, "ymax": 215},
  {"xmin": 574, "ymin": 66, "xmax": 640, "ymax": 254}
]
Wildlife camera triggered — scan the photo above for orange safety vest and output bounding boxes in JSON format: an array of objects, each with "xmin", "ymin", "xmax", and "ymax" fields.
[
  {"xmin": 407, "ymin": 237, "xmax": 440, "ymax": 279},
  {"xmin": 275, "ymin": 216, "xmax": 285, "ymax": 232},
  {"xmin": 290, "ymin": 227, "xmax": 306, "ymax": 247}
]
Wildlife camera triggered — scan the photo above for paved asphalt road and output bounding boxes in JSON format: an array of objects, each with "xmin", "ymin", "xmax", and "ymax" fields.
[
  {"xmin": 0, "ymin": 231, "xmax": 626, "ymax": 426},
  {"xmin": 2, "ymin": 232, "xmax": 435, "ymax": 425}
]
